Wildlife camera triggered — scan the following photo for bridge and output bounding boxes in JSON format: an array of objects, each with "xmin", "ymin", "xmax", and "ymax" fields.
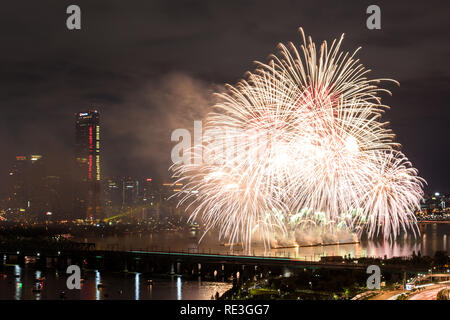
[
  {"xmin": 128, "ymin": 249, "xmax": 367, "ymax": 270},
  {"xmin": 0, "ymin": 242, "xmax": 430, "ymax": 280},
  {"xmin": 418, "ymin": 220, "xmax": 450, "ymax": 224},
  {"xmin": 409, "ymin": 273, "xmax": 450, "ymax": 286}
]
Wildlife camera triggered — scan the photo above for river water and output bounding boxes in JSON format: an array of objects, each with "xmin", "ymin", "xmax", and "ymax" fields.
[
  {"xmin": 79, "ymin": 222, "xmax": 449, "ymax": 260},
  {"xmin": 0, "ymin": 223, "xmax": 448, "ymax": 300},
  {"xmin": 0, "ymin": 266, "xmax": 232, "ymax": 300}
]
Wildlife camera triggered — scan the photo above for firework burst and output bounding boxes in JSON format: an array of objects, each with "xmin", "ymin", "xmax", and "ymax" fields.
[{"xmin": 172, "ymin": 28, "xmax": 425, "ymax": 251}]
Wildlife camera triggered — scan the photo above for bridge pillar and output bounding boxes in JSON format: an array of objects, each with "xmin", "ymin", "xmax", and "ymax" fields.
[
  {"xmin": 36, "ymin": 255, "xmax": 46, "ymax": 268},
  {"xmin": 221, "ymin": 264, "xmax": 225, "ymax": 281},
  {"xmin": 198, "ymin": 263, "xmax": 201, "ymax": 275},
  {"xmin": 6, "ymin": 254, "xmax": 18, "ymax": 264},
  {"xmin": 46, "ymin": 257, "xmax": 55, "ymax": 268},
  {"xmin": 177, "ymin": 262, "xmax": 181, "ymax": 274},
  {"xmin": 57, "ymin": 256, "xmax": 67, "ymax": 270},
  {"xmin": 240, "ymin": 265, "xmax": 248, "ymax": 281},
  {"xmin": 170, "ymin": 263, "xmax": 175, "ymax": 275},
  {"xmin": 17, "ymin": 254, "xmax": 25, "ymax": 266},
  {"xmin": 144, "ymin": 260, "xmax": 151, "ymax": 273}
]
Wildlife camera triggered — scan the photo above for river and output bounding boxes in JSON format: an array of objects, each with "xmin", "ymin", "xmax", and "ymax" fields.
[
  {"xmin": 0, "ymin": 222, "xmax": 448, "ymax": 300},
  {"xmin": 0, "ymin": 266, "xmax": 232, "ymax": 300},
  {"xmin": 77, "ymin": 222, "xmax": 449, "ymax": 260}
]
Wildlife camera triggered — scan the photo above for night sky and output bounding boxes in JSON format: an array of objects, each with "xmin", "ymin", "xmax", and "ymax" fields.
[{"xmin": 0, "ymin": 0, "xmax": 449, "ymax": 193}]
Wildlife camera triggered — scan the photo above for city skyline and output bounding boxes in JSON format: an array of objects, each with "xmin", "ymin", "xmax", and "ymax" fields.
[
  {"xmin": 1, "ymin": 105, "xmax": 448, "ymax": 222},
  {"xmin": 0, "ymin": 1, "xmax": 449, "ymax": 194},
  {"xmin": 0, "ymin": 104, "xmax": 448, "ymax": 194}
]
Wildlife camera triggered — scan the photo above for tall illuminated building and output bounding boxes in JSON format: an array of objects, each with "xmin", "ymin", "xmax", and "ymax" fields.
[
  {"xmin": 122, "ymin": 178, "xmax": 139, "ymax": 208},
  {"xmin": 74, "ymin": 110, "xmax": 101, "ymax": 219},
  {"xmin": 7, "ymin": 155, "xmax": 46, "ymax": 220}
]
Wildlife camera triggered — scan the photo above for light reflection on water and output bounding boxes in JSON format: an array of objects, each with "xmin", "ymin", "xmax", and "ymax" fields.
[
  {"xmin": 177, "ymin": 276, "xmax": 182, "ymax": 300},
  {"xmin": 0, "ymin": 267, "xmax": 232, "ymax": 300},
  {"xmin": 0, "ymin": 223, "xmax": 447, "ymax": 300},
  {"xmin": 95, "ymin": 270, "xmax": 101, "ymax": 300},
  {"xmin": 135, "ymin": 273, "xmax": 140, "ymax": 300},
  {"xmin": 14, "ymin": 265, "xmax": 21, "ymax": 300},
  {"xmin": 79, "ymin": 223, "xmax": 450, "ymax": 261}
]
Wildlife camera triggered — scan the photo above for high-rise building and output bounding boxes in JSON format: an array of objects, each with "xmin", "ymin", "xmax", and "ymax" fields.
[
  {"xmin": 8, "ymin": 156, "xmax": 29, "ymax": 212},
  {"xmin": 141, "ymin": 178, "xmax": 156, "ymax": 204},
  {"xmin": 122, "ymin": 178, "xmax": 139, "ymax": 208},
  {"xmin": 102, "ymin": 177, "xmax": 122, "ymax": 216},
  {"xmin": 74, "ymin": 110, "xmax": 101, "ymax": 219},
  {"xmin": 7, "ymin": 155, "xmax": 48, "ymax": 220}
]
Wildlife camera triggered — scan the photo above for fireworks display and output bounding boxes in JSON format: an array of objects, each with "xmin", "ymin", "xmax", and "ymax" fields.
[{"xmin": 173, "ymin": 28, "xmax": 425, "ymax": 251}]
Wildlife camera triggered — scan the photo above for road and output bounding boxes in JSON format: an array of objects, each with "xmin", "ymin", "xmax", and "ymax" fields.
[
  {"xmin": 369, "ymin": 282, "xmax": 450, "ymax": 300},
  {"xmin": 408, "ymin": 285, "xmax": 449, "ymax": 300},
  {"xmin": 370, "ymin": 290, "xmax": 403, "ymax": 300}
]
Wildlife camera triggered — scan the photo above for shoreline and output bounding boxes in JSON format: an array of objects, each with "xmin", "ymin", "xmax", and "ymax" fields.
[{"xmin": 417, "ymin": 220, "xmax": 450, "ymax": 224}]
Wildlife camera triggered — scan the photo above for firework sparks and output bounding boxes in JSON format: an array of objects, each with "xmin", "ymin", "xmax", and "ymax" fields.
[{"xmin": 172, "ymin": 28, "xmax": 425, "ymax": 252}]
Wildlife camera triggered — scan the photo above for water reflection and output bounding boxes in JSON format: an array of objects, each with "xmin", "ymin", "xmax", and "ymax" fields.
[
  {"xmin": 135, "ymin": 273, "xmax": 140, "ymax": 300},
  {"xmin": 1, "ymin": 267, "xmax": 231, "ymax": 300},
  {"xmin": 14, "ymin": 265, "xmax": 22, "ymax": 300},
  {"xmin": 95, "ymin": 270, "xmax": 101, "ymax": 300},
  {"xmin": 34, "ymin": 270, "xmax": 42, "ymax": 300},
  {"xmin": 79, "ymin": 223, "xmax": 449, "ymax": 261},
  {"xmin": 177, "ymin": 276, "xmax": 182, "ymax": 300}
]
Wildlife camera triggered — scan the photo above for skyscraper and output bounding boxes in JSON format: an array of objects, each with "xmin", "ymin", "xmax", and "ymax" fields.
[
  {"xmin": 74, "ymin": 110, "xmax": 101, "ymax": 219},
  {"xmin": 122, "ymin": 178, "xmax": 139, "ymax": 208},
  {"xmin": 7, "ymin": 155, "xmax": 47, "ymax": 220}
]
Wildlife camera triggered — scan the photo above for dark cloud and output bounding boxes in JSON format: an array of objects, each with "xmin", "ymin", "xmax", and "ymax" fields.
[{"xmin": 0, "ymin": 0, "xmax": 449, "ymax": 193}]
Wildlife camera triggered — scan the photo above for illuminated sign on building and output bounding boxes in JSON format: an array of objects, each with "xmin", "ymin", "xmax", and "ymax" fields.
[
  {"xmin": 75, "ymin": 110, "xmax": 101, "ymax": 218},
  {"xmin": 30, "ymin": 155, "xmax": 42, "ymax": 162}
]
